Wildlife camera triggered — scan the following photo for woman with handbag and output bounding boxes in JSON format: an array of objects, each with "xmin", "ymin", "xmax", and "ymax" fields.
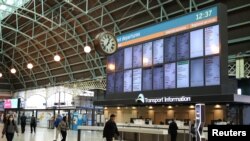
[
  {"xmin": 2, "ymin": 115, "xmax": 19, "ymax": 141},
  {"xmin": 58, "ymin": 116, "xmax": 69, "ymax": 141}
]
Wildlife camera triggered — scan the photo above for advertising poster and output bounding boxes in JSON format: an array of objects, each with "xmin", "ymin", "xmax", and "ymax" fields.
[{"xmin": 37, "ymin": 111, "xmax": 53, "ymax": 128}]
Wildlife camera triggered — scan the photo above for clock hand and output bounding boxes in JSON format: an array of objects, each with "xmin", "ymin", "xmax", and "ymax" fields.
[{"xmin": 107, "ymin": 38, "xmax": 111, "ymax": 47}]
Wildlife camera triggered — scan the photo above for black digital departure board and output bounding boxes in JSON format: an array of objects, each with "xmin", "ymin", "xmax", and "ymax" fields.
[
  {"xmin": 143, "ymin": 69, "xmax": 152, "ymax": 91},
  {"xmin": 143, "ymin": 42, "xmax": 152, "ymax": 67},
  {"xmin": 133, "ymin": 45, "xmax": 142, "ymax": 68},
  {"xmin": 164, "ymin": 36, "xmax": 176, "ymax": 62},
  {"xmin": 124, "ymin": 47, "xmax": 132, "ymax": 69},
  {"xmin": 107, "ymin": 24, "xmax": 221, "ymax": 94},
  {"xmin": 106, "ymin": 4, "xmax": 228, "ymax": 99}
]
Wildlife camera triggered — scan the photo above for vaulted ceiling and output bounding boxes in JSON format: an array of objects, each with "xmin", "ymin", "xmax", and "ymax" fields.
[{"xmin": 0, "ymin": 0, "xmax": 249, "ymax": 90}]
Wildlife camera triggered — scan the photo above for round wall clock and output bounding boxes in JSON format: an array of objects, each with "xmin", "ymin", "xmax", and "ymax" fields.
[{"xmin": 94, "ymin": 31, "xmax": 118, "ymax": 55}]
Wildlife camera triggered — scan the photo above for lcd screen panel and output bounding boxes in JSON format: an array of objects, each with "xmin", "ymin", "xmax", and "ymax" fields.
[
  {"xmin": 191, "ymin": 58, "xmax": 204, "ymax": 87},
  {"xmin": 133, "ymin": 68, "xmax": 142, "ymax": 91},
  {"xmin": 153, "ymin": 67, "xmax": 164, "ymax": 90},
  {"xmin": 115, "ymin": 49, "xmax": 124, "ymax": 71},
  {"xmin": 133, "ymin": 44, "xmax": 142, "ymax": 68},
  {"xmin": 205, "ymin": 56, "xmax": 220, "ymax": 86},
  {"xmin": 107, "ymin": 54, "xmax": 115, "ymax": 73},
  {"xmin": 164, "ymin": 63, "xmax": 176, "ymax": 89},
  {"xmin": 164, "ymin": 36, "xmax": 176, "ymax": 62},
  {"xmin": 153, "ymin": 39, "xmax": 164, "ymax": 64},
  {"xmin": 115, "ymin": 71, "xmax": 124, "ymax": 93},
  {"xmin": 177, "ymin": 33, "xmax": 189, "ymax": 61},
  {"xmin": 124, "ymin": 47, "xmax": 133, "ymax": 69},
  {"xmin": 4, "ymin": 99, "xmax": 18, "ymax": 109},
  {"xmin": 124, "ymin": 70, "xmax": 132, "ymax": 92},
  {"xmin": 190, "ymin": 29, "xmax": 204, "ymax": 58},
  {"xmin": 143, "ymin": 69, "xmax": 152, "ymax": 91},
  {"xmin": 205, "ymin": 25, "xmax": 220, "ymax": 55},
  {"xmin": 177, "ymin": 61, "xmax": 189, "ymax": 88},
  {"xmin": 143, "ymin": 42, "xmax": 153, "ymax": 67},
  {"xmin": 107, "ymin": 74, "xmax": 115, "ymax": 93}
]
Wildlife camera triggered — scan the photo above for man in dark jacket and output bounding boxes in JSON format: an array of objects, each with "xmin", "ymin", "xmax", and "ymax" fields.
[
  {"xmin": 103, "ymin": 114, "xmax": 119, "ymax": 141},
  {"xmin": 20, "ymin": 113, "xmax": 27, "ymax": 133},
  {"xmin": 168, "ymin": 119, "xmax": 178, "ymax": 141},
  {"xmin": 30, "ymin": 115, "xmax": 36, "ymax": 133}
]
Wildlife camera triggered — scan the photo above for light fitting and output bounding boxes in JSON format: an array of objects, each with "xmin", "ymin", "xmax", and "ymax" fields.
[
  {"xmin": 10, "ymin": 68, "xmax": 16, "ymax": 74},
  {"xmin": 27, "ymin": 63, "xmax": 33, "ymax": 69},
  {"xmin": 84, "ymin": 45, "xmax": 91, "ymax": 53},
  {"xmin": 0, "ymin": 73, "xmax": 2, "ymax": 78},
  {"xmin": 54, "ymin": 54, "xmax": 61, "ymax": 62}
]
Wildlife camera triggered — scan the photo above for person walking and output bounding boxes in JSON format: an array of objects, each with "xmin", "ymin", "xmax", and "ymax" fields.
[
  {"xmin": 1, "ymin": 115, "xmax": 19, "ymax": 141},
  {"xmin": 58, "ymin": 116, "xmax": 68, "ymax": 141},
  {"xmin": 190, "ymin": 121, "xmax": 196, "ymax": 141},
  {"xmin": 30, "ymin": 115, "xmax": 37, "ymax": 133},
  {"xmin": 168, "ymin": 119, "xmax": 178, "ymax": 141},
  {"xmin": 20, "ymin": 113, "xmax": 27, "ymax": 133},
  {"xmin": 53, "ymin": 114, "xmax": 62, "ymax": 141},
  {"xmin": 103, "ymin": 114, "xmax": 119, "ymax": 141}
]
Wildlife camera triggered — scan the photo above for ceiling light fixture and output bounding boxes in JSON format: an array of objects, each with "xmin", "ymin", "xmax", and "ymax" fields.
[
  {"xmin": 84, "ymin": 45, "xmax": 91, "ymax": 53},
  {"xmin": 10, "ymin": 68, "xmax": 16, "ymax": 74},
  {"xmin": 54, "ymin": 54, "xmax": 61, "ymax": 62},
  {"xmin": 27, "ymin": 63, "xmax": 33, "ymax": 69},
  {"xmin": 0, "ymin": 73, "xmax": 2, "ymax": 78}
]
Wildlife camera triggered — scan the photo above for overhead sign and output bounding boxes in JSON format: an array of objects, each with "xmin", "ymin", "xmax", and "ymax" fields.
[
  {"xmin": 79, "ymin": 90, "xmax": 94, "ymax": 97},
  {"xmin": 117, "ymin": 6, "xmax": 218, "ymax": 47},
  {"xmin": 135, "ymin": 93, "xmax": 191, "ymax": 104}
]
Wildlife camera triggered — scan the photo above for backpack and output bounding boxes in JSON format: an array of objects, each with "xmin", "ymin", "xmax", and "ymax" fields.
[{"xmin": 54, "ymin": 118, "xmax": 61, "ymax": 127}]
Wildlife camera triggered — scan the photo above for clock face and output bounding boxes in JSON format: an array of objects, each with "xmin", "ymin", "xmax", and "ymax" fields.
[{"xmin": 94, "ymin": 32, "xmax": 118, "ymax": 55}]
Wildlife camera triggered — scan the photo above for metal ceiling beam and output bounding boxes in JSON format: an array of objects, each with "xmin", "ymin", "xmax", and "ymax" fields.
[
  {"xmin": 65, "ymin": 6, "xmax": 104, "ymax": 78},
  {"xmin": 62, "ymin": 0, "xmax": 106, "ymax": 32},
  {"xmin": 1, "ymin": 1, "xmax": 86, "ymax": 49},
  {"xmin": 176, "ymin": 0, "xmax": 187, "ymax": 13},
  {"xmin": 228, "ymin": 36, "xmax": 250, "ymax": 44},
  {"xmin": 190, "ymin": 0, "xmax": 198, "ymax": 11},
  {"xmin": 227, "ymin": 3, "xmax": 250, "ymax": 13},
  {"xmin": 0, "ymin": 23, "xmax": 52, "ymax": 85},
  {"xmin": 14, "ymin": 56, "xmax": 105, "ymax": 79},
  {"xmin": 157, "ymin": 0, "xmax": 169, "ymax": 21},
  {"xmin": 0, "ymin": 60, "xmax": 26, "ymax": 88},
  {"xmin": 0, "ymin": 6, "xmax": 85, "ymax": 84},
  {"xmin": 0, "ymin": 1, "xmax": 101, "ymax": 80},
  {"xmin": 97, "ymin": 0, "xmax": 121, "ymax": 33},
  {"xmin": 138, "ymin": 0, "xmax": 159, "ymax": 23},
  {"xmin": 1, "ymin": 0, "xmax": 104, "ymax": 79},
  {"xmin": 13, "ymin": 65, "xmax": 106, "ymax": 84},
  {"xmin": 2, "ymin": 13, "xmax": 70, "ymax": 83}
]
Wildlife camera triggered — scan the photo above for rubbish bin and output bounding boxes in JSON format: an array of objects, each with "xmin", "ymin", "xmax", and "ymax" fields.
[{"xmin": 48, "ymin": 120, "xmax": 54, "ymax": 129}]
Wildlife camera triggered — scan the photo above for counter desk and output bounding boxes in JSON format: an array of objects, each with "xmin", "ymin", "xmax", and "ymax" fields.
[{"xmin": 77, "ymin": 124, "xmax": 202, "ymax": 141}]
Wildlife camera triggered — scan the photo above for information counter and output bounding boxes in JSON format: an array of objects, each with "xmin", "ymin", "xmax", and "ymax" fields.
[{"xmin": 77, "ymin": 124, "xmax": 207, "ymax": 141}]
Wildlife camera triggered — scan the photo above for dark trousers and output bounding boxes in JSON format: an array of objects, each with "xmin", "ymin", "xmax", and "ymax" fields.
[
  {"xmin": 21, "ymin": 124, "xmax": 26, "ymax": 133},
  {"xmin": 170, "ymin": 133, "xmax": 177, "ymax": 141},
  {"xmin": 6, "ymin": 133, "xmax": 14, "ymax": 141},
  {"xmin": 61, "ymin": 131, "xmax": 67, "ymax": 141},
  {"xmin": 30, "ymin": 124, "xmax": 36, "ymax": 133},
  {"xmin": 106, "ymin": 138, "xmax": 113, "ymax": 141}
]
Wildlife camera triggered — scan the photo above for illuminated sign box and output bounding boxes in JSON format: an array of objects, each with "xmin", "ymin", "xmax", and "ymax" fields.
[{"xmin": 4, "ymin": 98, "xmax": 19, "ymax": 109}]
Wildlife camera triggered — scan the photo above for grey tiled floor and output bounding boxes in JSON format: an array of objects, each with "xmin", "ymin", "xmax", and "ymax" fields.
[{"xmin": 0, "ymin": 124, "xmax": 104, "ymax": 141}]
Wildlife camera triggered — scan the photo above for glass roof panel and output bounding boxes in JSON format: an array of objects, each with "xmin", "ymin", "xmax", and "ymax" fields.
[{"xmin": 0, "ymin": 0, "xmax": 30, "ymax": 21}]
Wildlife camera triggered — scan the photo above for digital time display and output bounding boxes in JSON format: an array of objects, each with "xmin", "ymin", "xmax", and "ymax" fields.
[{"xmin": 196, "ymin": 9, "xmax": 213, "ymax": 20}]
